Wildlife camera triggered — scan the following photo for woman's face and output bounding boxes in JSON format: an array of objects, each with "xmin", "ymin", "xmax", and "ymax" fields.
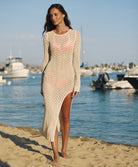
[{"xmin": 50, "ymin": 8, "xmax": 65, "ymax": 26}]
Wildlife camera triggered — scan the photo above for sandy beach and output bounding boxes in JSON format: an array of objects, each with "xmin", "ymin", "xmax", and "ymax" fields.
[{"xmin": 0, "ymin": 124, "xmax": 138, "ymax": 167}]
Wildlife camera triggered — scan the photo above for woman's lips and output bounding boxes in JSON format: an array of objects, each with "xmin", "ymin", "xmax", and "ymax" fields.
[{"xmin": 52, "ymin": 20, "xmax": 56, "ymax": 24}]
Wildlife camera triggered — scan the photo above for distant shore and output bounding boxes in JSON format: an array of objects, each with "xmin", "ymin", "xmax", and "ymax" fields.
[
  {"xmin": 0, "ymin": 62, "xmax": 137, "ymax": 75},
  {"xmin": 0, "ymin": 124, "xmax": 138, "ymax": 167}
]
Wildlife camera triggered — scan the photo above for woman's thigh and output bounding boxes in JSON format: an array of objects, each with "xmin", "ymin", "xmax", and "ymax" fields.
[{"xmin": 61, "ymin": 92, "xmax": 72, "ymax": 120}]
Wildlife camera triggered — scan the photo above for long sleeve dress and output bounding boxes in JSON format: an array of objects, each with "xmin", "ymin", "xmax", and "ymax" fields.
[{"xmin": 41, "ymin": 29, "xmax": 81, "ymax": 142}]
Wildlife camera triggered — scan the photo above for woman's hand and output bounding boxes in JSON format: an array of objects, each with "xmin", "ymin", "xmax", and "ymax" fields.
[{"xmin": 71, "ymin": 91, "xmax": 79, "ymax": 99}]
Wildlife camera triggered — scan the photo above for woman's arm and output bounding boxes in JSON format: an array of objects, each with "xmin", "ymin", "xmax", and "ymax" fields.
[
  {"xmin": 42, "ymin": 33, "xmax": 49, "ymax": 72},
  {"xmin": 72, "ymin": 31, "xmax": 81, "ymax": 96},
  {"xmin": 41, "ymin": 33, "xmax": 49, "ymax": 95}
]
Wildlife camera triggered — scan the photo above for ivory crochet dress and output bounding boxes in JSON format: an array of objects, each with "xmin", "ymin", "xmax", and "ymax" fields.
[{"xmin": 41, "ymin": 29, "xmax": 80, "ymax": 142}]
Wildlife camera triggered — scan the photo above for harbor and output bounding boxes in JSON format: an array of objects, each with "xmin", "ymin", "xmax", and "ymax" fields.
[
  {"xmin": 0, "ymin": 0, "xmax": 137, "ymax": 166},
  {"xmin": 0, "ymin": 57, "xmax": 138, "ymax": 145}
]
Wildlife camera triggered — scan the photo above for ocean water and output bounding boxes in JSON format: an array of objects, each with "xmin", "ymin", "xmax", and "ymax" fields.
[{"xmin": 0, "ymin": 73, "xmax": 138, "ymax": 146}]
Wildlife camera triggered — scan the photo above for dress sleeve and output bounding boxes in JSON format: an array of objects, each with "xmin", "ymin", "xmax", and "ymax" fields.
[
  {"xmin": 41, "ymin": 33, "xmax": 49, "ymax": 93},
  {"xmin": 73, "ymin": 31, "xmax": 81, "ymax": 92},
  {"xmin": 42, "ymin": 33, "xmax": 49, "ymax": 72}
]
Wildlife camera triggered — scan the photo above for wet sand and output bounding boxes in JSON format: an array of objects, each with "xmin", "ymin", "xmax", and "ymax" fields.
[{"xmin": 0, "ymin": 124, "xmax": 138, "ymax": 167}]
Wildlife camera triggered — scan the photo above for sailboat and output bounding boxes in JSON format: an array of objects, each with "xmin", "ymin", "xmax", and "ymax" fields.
[
  {"xmin": 80, "ymin": 27, "xmax": 85, "ymax": 68},
  {"xmin": 80, "ymin": 27, "xmax": 95, "ymax": 76}
]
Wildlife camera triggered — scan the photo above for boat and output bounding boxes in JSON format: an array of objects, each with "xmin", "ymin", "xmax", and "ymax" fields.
[
  {"xmin": 90, "ymin": 72, "xmax": 133, "ymax": 89},
  {"xmin": 79, "ymin": 27, "xmax": 94, "ymax": 77},
  {"xmin": 80, "ymin": 27, "xmax": 85, "ymax": 68},
  {"xmin": 80, "ymin": 68, "xmax": 93, "ymax": 77},
  {"xmin": 79, "ymin": 27, "xmax": 99, "ymax": 77},
  {"xmin": 0, "ymin": 57, "xmax": 29, "ymax": 79},
  {"xmin": 80, "ymin": 67, "xmax": 99, "ymax": 77},
  {"xmin": 125, "ymin": 77, "xmax": 138, "ymax": 89},
  {"xmin": 124, "ymin": 68, "xmax": 138, "ymax": 89},
  {"xmin": 0, "ymin": 75, "xmax": 6, "ymax": 85}
]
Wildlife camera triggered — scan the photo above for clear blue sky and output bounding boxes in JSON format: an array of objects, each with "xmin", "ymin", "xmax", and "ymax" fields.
[{"xmin": 0, "ymin": 0, "xmax": 137, "ymax": 66}]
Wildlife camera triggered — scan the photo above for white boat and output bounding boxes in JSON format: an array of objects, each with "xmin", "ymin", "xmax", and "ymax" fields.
[
  {"xmin": 0, "ymin": 57, "xmax": 29, "ymax": 79},
  {"xmin": 80, "ymin": 67, "xmax": 99, "ymax": 77},
  {"xmin": 80, "ymin": 68, "xmax": 93, "ymax": 77},
  {"xmin": 104, "ymin": 79, "xmax": 133, "ymax": 89},
  {"xmin": 0, "ymin": 75, "xmax": 6, "ymax": 84},
  {"xmin": 124, "ymin": 68, "xmax": 138, "ymax": 78},
  {"xmin": 90, "ymin": 73, "xmax": 133, "ymax": 89},
  {"xmin": 124, "ymin": 68, "xmax": 138, "ymax": 89},
  {"xmin": 80, "ymin": 27, "xmax": 95, "ymax": 77}
]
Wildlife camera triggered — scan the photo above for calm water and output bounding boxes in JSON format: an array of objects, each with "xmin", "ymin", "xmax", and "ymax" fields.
[{"xmin": 0, "ymin": 73, "xmax": 138, "ymax": 146}]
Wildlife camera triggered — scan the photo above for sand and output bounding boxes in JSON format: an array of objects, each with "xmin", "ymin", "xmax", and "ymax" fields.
[{"xmin": 0, "ymin": 124, "xmax": 138, "ymax": 167}]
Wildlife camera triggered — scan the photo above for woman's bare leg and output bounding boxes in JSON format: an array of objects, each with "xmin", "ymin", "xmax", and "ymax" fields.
[
  {"xmin": 61, "ymin": 92, "xmax": 72, "ymax": 158},
  {"xmin": 51, "ymin": 127, "xmax": 60, "ymax": 165}
]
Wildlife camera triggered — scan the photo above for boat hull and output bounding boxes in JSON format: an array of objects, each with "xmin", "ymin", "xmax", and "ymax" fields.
[
  {"xmin": 1, "ymin": 69, "xmax": 29, "ymax": 79},
  {"xmin": 125, "ymin": 77, "xmax": 138, "ymax": 89},
  {"xmin": 105, "ymin": 80, "xmax": 133, "ymax": 89},
  {"xmin": 91, "ymin": 72, "xmax": 133, "ymax": 90}
]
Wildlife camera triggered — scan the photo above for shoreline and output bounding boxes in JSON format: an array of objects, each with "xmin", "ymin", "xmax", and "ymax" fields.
[
  {"xmin": 1, "ymin": 123, "xmax": 137, "ymax": 147},
  {"xmin": 0, "ymin": 124, "xmax": 138, "ymax": 167}
]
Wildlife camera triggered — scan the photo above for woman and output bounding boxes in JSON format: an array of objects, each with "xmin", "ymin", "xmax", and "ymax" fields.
[{"xmin": 41, "ymin": 4, "xmax": 81, "ymax": 165}]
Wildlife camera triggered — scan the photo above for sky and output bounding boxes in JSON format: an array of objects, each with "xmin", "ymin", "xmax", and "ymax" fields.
[{"xmin": 0, "ymin": 0, "xmax": 137, "ymax": 66}]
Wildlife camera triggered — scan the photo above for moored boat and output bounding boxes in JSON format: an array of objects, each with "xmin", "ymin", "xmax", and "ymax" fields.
[
  {"xmin": 90, "ymin": 72, "xmax": 133, "ymax": 89},
  {"xmin": 124, "ymin": 68, "xmax": 138, "ymax": 89},
  {"xmin": 0, "ymin": 57, "xmax": 29, "ymax": 79},
  {"xmin": 124, "ymin": 77, "xmax": 138, "ymax": 89}
]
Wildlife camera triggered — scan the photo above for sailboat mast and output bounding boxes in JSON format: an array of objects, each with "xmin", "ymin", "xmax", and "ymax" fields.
[
  {"xmin": 81, "ymin": 26, "xmax": 84, "ymax": 63},
  {"xmin": 10, "ymin": 49, "xmax": 12, "ymax": 58}
]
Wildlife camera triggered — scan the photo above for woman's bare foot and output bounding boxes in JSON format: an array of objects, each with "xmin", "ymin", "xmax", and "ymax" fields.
[
  {"xmin": 51, "ymin": 157, "xmax": 60, "ymax": 166},
  {"xmin": 61, "ymin": 152, "xmax": 70, "ymax": 159}
]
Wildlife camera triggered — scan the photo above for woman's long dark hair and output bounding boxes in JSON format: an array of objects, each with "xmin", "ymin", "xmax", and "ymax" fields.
[{"xmin": 43, "ymin": 4, "xmax": 72, "ymax": 34}]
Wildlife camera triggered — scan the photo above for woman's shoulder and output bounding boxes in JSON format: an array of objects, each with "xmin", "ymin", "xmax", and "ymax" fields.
[
  {"xmin": 70, "ymin": 29, "xmax": 80, "ymax": 37},
  {"xmin": 70, "ymin": 30, "xmax": 80, "ymax": 40},
  {"xmin": 70, "ymin": 29, "xmax": 80, "ymax": 33},
  {"xmin": 43, "ymin": 31, "xmax": 53, "ymax": 41},
  {"xmin": 43, "ymin": 31, "xmax": 52, "ymax": 37}
]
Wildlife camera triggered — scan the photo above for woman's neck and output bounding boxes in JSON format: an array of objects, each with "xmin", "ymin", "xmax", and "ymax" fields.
[{"xmin": 55, "ymin": 23, "xmax": 69, "ymax": 34}]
